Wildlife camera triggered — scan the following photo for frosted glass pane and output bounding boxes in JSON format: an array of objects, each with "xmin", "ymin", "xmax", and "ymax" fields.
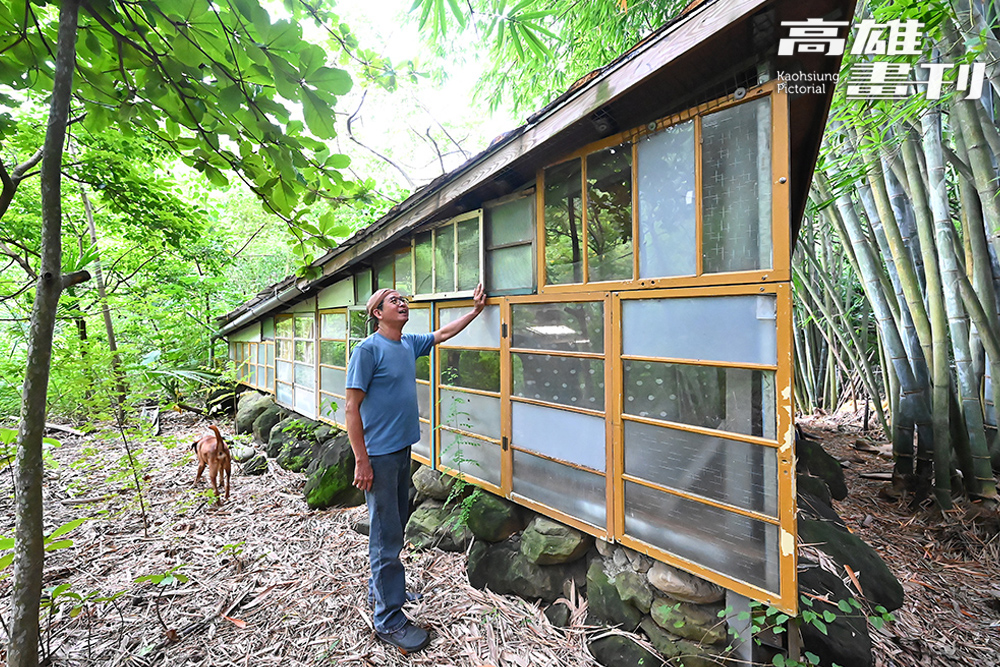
[
  {"xmin": 624, "ymin": 421, "xmax": 777, "ymax": 515},
  {"xmin": 294, "ymin": 387, "xmax": 316, "ymax": 417},
  {"xmin": 511, "ymin": 301, "xmax": 604, "ymax": 353},
  {"xmin": 277, "ymin": 382, "xmax": 293, "ymax": 406},
  {"xmin": 439, "ymin": 304, "xmax": 500, "ymax": 348},
  {"xmin": 294, "ymin": 315, "xmax": 314, "ymax": 339},
  {"xmin": 277, "ymin": 360, "xmax": 293, "ymax": 383},
  {"xmin": 395, "ymin": 251, "xmax": 412, "ymax": 295},
  {"xmin": 623, "ymin": 295, "xmax": 776, "ymax": 365},
  {"xmin": 417, "ymin": 382, "xmax": 431, "ymax": 420},
  {"xmin": 486, "ymin": 196, "xmax": 533, "ymax": 246},
  {"xmin": 414, "ymin": 232, "xmax": 433, "ymax": 294},
  {"xmin": 638, "ymin": 120, "xmax": 696, "ymax": 278},
  {"xmin": 376, "ymin": 257, "xmax": 395, "ymax": 290},
  {"xmin": 587, "ymin": 144, "xmax": 633, "ymax": 282},
  {"xmin": 624, "ymin": 361, "xmax": 775, "ymax": 438},
  {"xmin": 440, "ymin": 389, "xmax": 501, "ymax": 440},
  {"xmin": 265, "ymin": 367, "xmax": 274, "ymax": 389},
  {"xmin": 320, "ymin": 341, "xmax": 346, "ymax": 367},
  {"xmin": 545, "ymin": 159, "xmax": 584, "ymax": 285},
  {"xmin": 457, "ymin": 218, "xmax": 480, "ymax": 291},
  {"xmin": 320, "ymin": 313, "xmax": 347, "ymax": 340},
  {"xmin": 701, "ymin": 98, "xmax": 772, "ymax": 273},
  {"xmin": 262, "ymin": 317, "xmax": 275, "ymax": 340},
  {"xmin": 295, "ymin": 340, "xmax": 314, "ymax": 364},
  {"xmin": 513, "ymin": 353, "xmax": 604, "ymax": 410},
  {"xmin": 354, "ymin": 270, "xmax": 371, "ymax": 303},
  {"xmin": 320, "ymin": 392, "xmax": 346, "ymax": 425},
  {"xmin": 414, "ymin": 421, "xmax": 430, "ymax": 459},
  {"xmin": 248, "ymin": 365, "xmax": 256, "ymax": 385},
  {"xmin": 512, "ymin": 401, "xmax": 605, "ymax": 471},
  {"xmin": 266, "ymin": 343, "xmax": 274, "ymax": 365},
  {"xmin": 320, "ymin": 367, "xmax": 346, "ymax": 395},
  {"xmin": 435, "ymin": 224, "xmax": 455, "ymax": 292},
  {"xmin": 294, "ymin": 363, "xmax": 315, "ymax": 389},
  {"xmin": 513, "ymin": 450, "xmax": 605, "ymax": 528},
  {"xmin": 440, "ymin": 430, "xmax": 501, "ymax": 487},
  {"xmin": 487, "ymin": 244, "xmax": 533, "ymax": 292},
  {"xmin": 440, "ymin": 349, "xmax": 500, "ymax": 392},
  {"xmin": 624, "ymin": 481, "xmax": 779, "ymax": 592},
  {"xmin": 408, "ymin": 307, "xmax": 431, "ymax": 332}
]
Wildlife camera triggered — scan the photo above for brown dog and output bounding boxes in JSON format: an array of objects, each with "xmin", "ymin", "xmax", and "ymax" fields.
[{"xmin": 192, "ymin": 425, "xmax": 231, "ymax": 505}]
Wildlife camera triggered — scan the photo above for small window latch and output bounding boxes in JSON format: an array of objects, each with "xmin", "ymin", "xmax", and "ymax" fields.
[
  {"xmin": 502, "ymin": 436, "xmax": 509, "ymax": 451},
  {"xmin": 502, "ymin": 323, "xmax": 508, "ymax": 338}
]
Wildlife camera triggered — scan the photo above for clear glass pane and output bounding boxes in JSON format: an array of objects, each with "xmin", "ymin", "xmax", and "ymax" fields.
[
  {"xmin": 638, "ymin": 120, "xmax": 696, "ymax": 278},
  {"xmin": 438, "ymin": 304, "xmax": 500, "ymax": 348},
  {"xmin": 440, "ymin": 389, "xmax": 501, "ymax": 440},
  {"xmin": 587, "ymin": 144, "xmax": 633, "ymax": 282},
  {"xmin": 624, "ymin": 481, "xmax": 779, "ymax": 592},
  {"xmin": 625, "ymin": 420, "xmax": 777, "ymax": 515},
  {"xmin": 277, "ymin": 340, "xmax": 293, "ymax": 360},
  {"xmin": 376, "ymin": 258, "xmax": 395, "ymax": 290},
  {"xmin": 513, "ymin": 353, "xmax": 604, "ymax": 410},
  {"xmin": 512, "ymin": 401, "xmax": 605, "ymax": 471},
  {"xmin": 414, "ymin": 421, "xmax": 431, "ymax": 459},
  {"xmin": 457, "ymin": 217, "xmax": 480, "ymax": 291},
  {"xmin": 294, "ymin": 315, "xmax": 314, "ymax": 339},
  {"xmin": 294, "ymin": 340, "xmax": 314, "ymax": 364},
  {"xmin": 511, "ymin": 301, "xmax": 604, "ymax": 353},
  {"xmin": 487, "ymin": 244, "xmax": 533, "ymax": 292},
  {"xmin": 544, "ymin": 159, "xmax": 584, "ymax": 285},
  {"xmin": 415, "ymin": 356, "xmax": 430, "ymax": 382},
  {"xmin": 417, "ymin": 381, "xmax": 431, "ymax": 420},
  {"xmin": 435, "ymin": 224, "xmax": 455, "ymax": 292},
  {"xmin": 277, "ymin": 382, "xmax": 293, "ymax": 406},
  {"xmin": 395, "ymin": 251, "xmax": 412, "ymax": 295},
  {"xmin": 277, "ymin": 360, "xmax": 293, "ymax": 383},
  {"xmin": 321, "ymin": 312, "xmax": 347, "ymax": 339},
  {"xmin": 440, "ymin": 349, "xmax": 500, "ymax": 392},
  {"xmin": 320, "ymin": 392, "xmax": 346, "ymax": 425},
  {"xmin": 349, "ymin": 309, "xmax": 368, "ymax": 339},
  {"xmin": 294, "ymin": 362, "xmax": 315, "ymax": 389},
  {"xmin": 320, "ymin": 366, "xmax": 346, "ymax": 395},
  {"xmin": 623, "ymin": 361, "xmax": 775, "ymax": 438},
  {"xmin": 354, "ymin": 269, "xmax": 372, "ymax": 303},
  {"xmin": 276, "ymin": 316, "xmax": 293, "ymax": 338},
  {"xmin": 320, "ymin": 340, "xmax": 347, "ymax": 367},
  {"xmin": 701, "ymin": 97, "xmax": 772, "ymax": 273},
  {"xmin": 513, "ymin": 450, "xmax": 606, "ymax": 528},
  {"xmin": 294, "ymin": 387, "xmax": 316, "ymax": 417},
  {"xmin": 622, "ymin": 295, "xmax": 776, "ymax": 365},
  {"xmin": 414, "ymin": 232, "xmax": 433, "ymax": 294},
  {"xmin": 486, "ymin": 195, "xmax": 534, "ymax": 247},
  {"xmin": 440, "ymin": 431, "xmax": 501, "ymax": 487},
  {"xmin": 266, "ymin": 366, "xmax": 274, "ymax": 388}
]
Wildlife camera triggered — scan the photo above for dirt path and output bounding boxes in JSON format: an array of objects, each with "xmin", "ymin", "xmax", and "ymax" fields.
[
  {"xmin": 800, "ymin": 415, "xmax": 1000, "ymax": 667},
  {"xmin": 0, "ymin": 411, "xmax": 597, "ymax": 666}
]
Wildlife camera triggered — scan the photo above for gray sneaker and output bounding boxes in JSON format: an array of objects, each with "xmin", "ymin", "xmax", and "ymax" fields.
[{"xmin": 376, "ymin": 621, "xmax": 430, "ymax": 655}]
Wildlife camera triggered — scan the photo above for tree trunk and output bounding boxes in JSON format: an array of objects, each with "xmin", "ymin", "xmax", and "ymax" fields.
[{"xmin": 8, "ymin": 2, "xmax": 84, "ymax": 665}]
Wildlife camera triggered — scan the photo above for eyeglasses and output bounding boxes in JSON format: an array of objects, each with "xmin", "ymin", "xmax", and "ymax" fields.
[{"xmin": 377, "ymin": 295, "xmax": 409, "ymax": 310}]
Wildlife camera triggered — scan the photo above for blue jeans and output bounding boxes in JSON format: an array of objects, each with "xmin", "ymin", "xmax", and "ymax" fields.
[{"xmin": 366, "ymin": 446, "xmax": 411, "ymax": 634}]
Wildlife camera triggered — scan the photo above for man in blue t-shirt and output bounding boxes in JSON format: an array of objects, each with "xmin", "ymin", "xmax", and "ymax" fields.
[{"xmin": 345, "ymin": 284, "xmax": 485, "ymax": 654}]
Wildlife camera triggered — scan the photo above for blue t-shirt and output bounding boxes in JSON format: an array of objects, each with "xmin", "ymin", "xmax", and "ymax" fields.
[{"xmin": 345, "ymin": 331, "xmax": 435, "ymax": 456}]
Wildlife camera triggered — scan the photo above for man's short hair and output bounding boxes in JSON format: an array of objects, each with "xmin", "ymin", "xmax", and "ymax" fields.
[{"xmin": 366, "ymin": 288, "xmax": 396, "ymax": 321}]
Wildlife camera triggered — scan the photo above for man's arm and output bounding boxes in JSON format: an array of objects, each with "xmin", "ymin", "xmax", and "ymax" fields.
[
  {"xmin": 346, "ymin": 388, "xmax": 373, "ymax": 492},
  {"xmin": 433, "ymin": 283, "xmax": 487, "ymax": 344}
]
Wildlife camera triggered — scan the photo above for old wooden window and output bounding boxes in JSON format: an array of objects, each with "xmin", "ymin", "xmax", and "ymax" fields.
[
  {"xmin": 319, "ymin": 310, "xmax": 348, "ymax": 426},
  {"xmin": 484, "ymin": 194, "xmax": 535, "ymax": 294},
  {"xmin": 412, "ymin": 211, "xmax": 483, "ymax": 298}
]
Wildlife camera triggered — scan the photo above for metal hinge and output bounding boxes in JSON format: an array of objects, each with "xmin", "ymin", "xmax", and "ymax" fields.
[{"xmin": 502, "ymin": 436, "xmax": 509, "ymax": 451}]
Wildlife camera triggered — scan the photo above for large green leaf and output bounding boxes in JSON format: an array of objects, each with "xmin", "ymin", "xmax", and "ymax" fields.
[{"xmin": 304, "ymin": 66, "xmax": 352, "ymax": 95}]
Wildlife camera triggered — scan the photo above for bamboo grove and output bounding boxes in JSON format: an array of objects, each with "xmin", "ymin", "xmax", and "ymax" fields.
[{"xmin": 793, "ymin": 0, "xmax": 1000, "ymax": 506}]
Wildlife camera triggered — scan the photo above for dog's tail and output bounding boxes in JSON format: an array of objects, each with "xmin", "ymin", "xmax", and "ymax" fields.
[{"xmin": 208, "ymin": 425, "xmax": 229, "ymax": 457}]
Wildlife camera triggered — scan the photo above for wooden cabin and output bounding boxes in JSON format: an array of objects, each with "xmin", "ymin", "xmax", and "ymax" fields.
[{"xmin": 219, "ymin": 0, "xmax": 856, "ymax": 613}]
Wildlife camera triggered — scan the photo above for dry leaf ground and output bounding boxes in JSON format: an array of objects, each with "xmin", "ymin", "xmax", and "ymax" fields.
[{"xmin": 2, "ymin": 410, "xmax": 998, "ymax": 666}]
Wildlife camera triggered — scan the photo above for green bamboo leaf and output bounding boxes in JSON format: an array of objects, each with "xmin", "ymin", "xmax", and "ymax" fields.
[
  {"xmin": 0, "ymin": 553, "xmax": 12, "ymax": 571},
  {"xmin": 0, "ymin": 538, "xmax": 14, "ymax": 550},
  {"xmin": 446, "ymin": 0, "xmax": 466, "ymax": 27},
  {"xmin": 47, "ymin": 517, "xmax": 88, "ymax": 541},
  {"xmin": 45, "ymin": 539, "xmax": 74, "ymax": 552}
]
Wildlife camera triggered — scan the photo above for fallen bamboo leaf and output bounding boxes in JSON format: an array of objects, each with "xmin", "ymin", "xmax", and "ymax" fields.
[
  {"xmin": 844, "ymin": 563, "xmax": 864, "ymax": 597},
  {"xmin": 221, "ymin": 614, "xmax": 247, "ymax": 628}
]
